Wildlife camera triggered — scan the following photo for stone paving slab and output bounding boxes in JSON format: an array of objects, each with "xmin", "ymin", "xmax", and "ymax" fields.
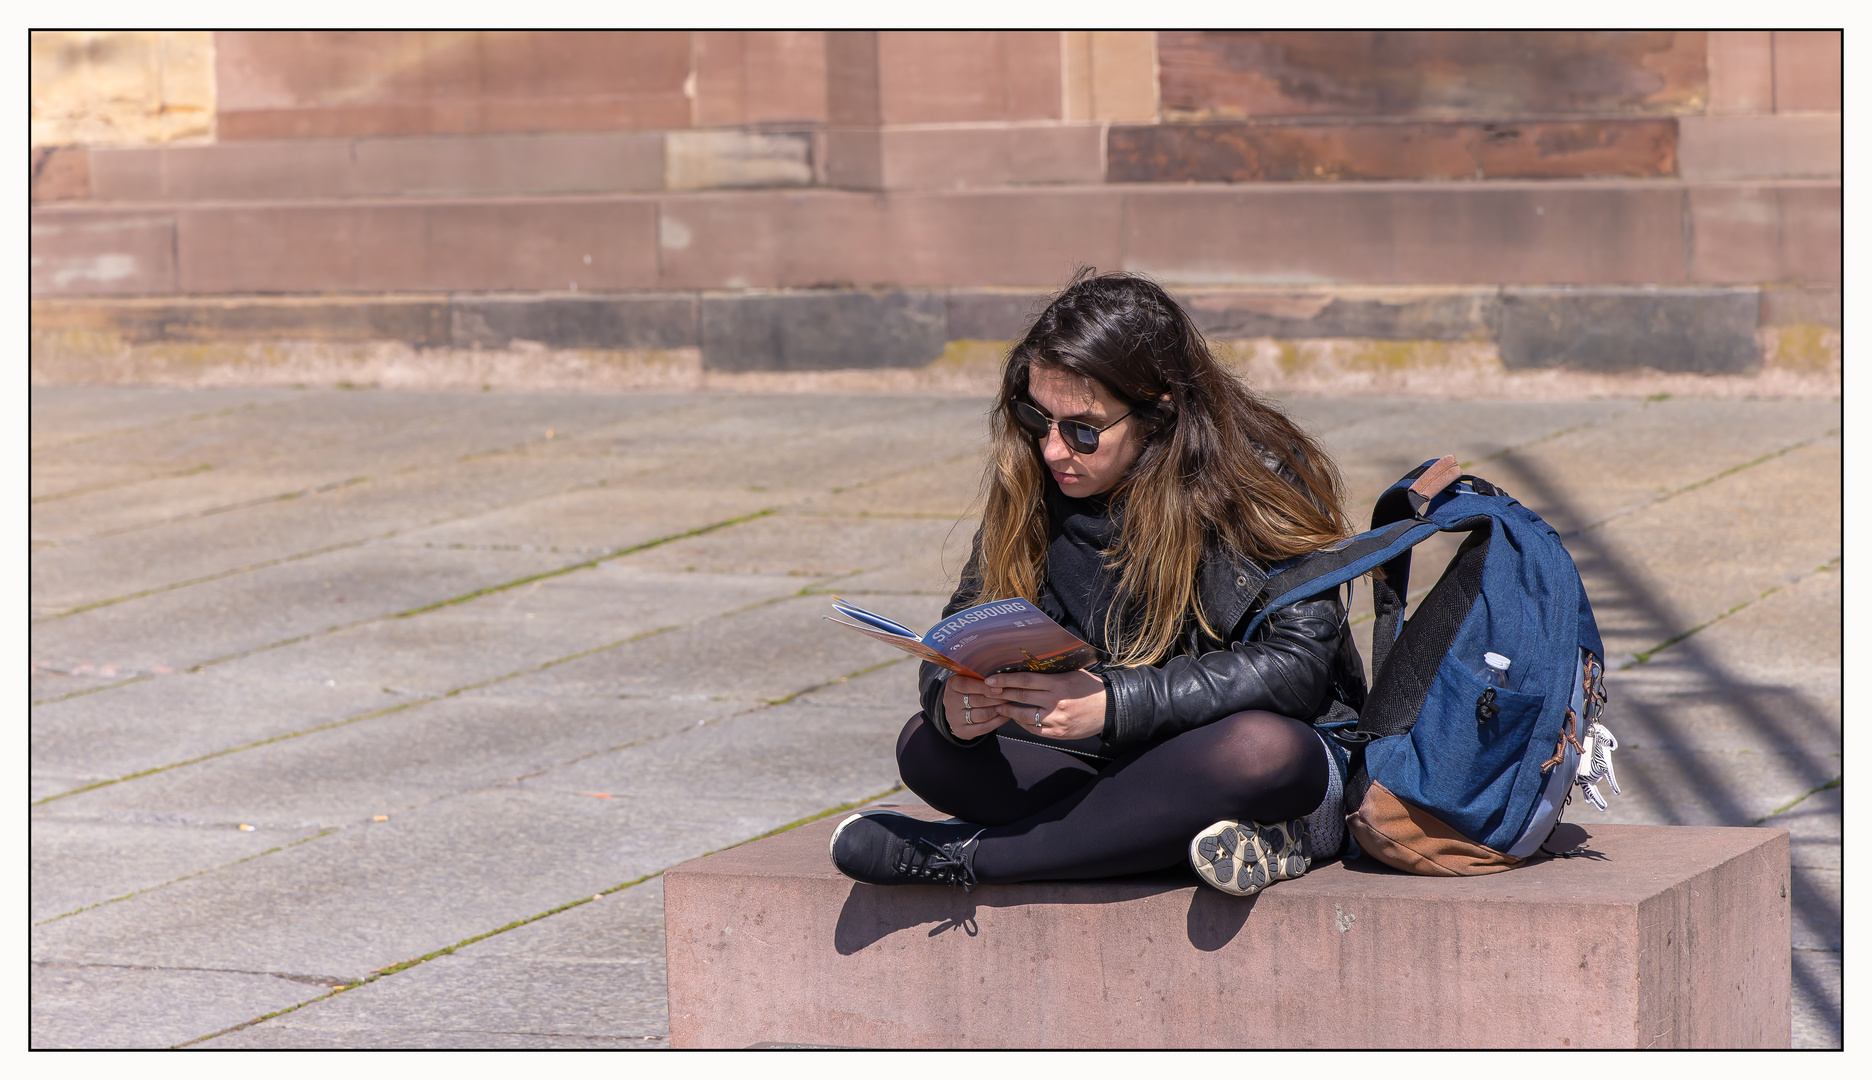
[
  {"xmin": 503, "ymin": 592, "xmax": 950, "ymax": 703},
  {"xmin": 794, "ymin": 453, "xmax": 987, "ymax": 519},
  {"xmin": 390, "ymin": 484, "xmax": 784, "ymax": 553},
  {"xmin": 1765, "ymin": 785, "xmax": 1843, "ymax": 871},
  {"xmin": 33, "ymin": 460, "xmax": 214, "ymax": 505},
  {"xmin": 39, "ymin": 695, "xmax": 744, "ymax": 833},
  {"xmin": 30, "ymin": 398, "xmax": 996, "ymax": 614},
  {"xmin": 32, "ymin": 674, "xmax": 403, "ymax": 799},
  {"xmin": 31, "ymin": 818, "xmax": 328, "ymax": 923},
  {"xmin": 32, "ymin": 695, "xmax": 905, "ymax": 981},
  {"xmin": 787, "ymin": 656, "xmax": 921, "ymax": 710},
  {"xmin": 1789, "ymin": 951, "xmax": 1842, "ymax": 1050},
  {"xmin": 628, "ymin": 512, "xmax": 964, "ymax": 579},
  {"xmin": 1471, "ymin": 398, "xmax": 1839, "ymax": 537},
  {"xmin": 28, "ymin": 387, "xmax": 302, "ymax": 452},
  {"xmin": 1266, "ymin": 395, "xmax": 1416, "ymax": 436},
  {"xmin": 33, "ymin": 388, "xmax": 678, "ymax": 477},
  {"xmin": 31, "ymin": 467, "xmax": 409, "ymax": 544},
  {"xmin": 32, "ymin": 565, "xmax": 811, "ymax": 789},
  {"xmin": 202, "ymin": 877, "xmax": 668, "ymax": 1048},
  {"xmin": 198, "ymin": 1027, "xmax": 667, "ymax": 1048},
  {"xmin": 31, "ymin": 962, "xmax": 333, "ymax": 1049},
  {"xmin": 30, "ymin": 545, "xmax": 575, "ymax": 678},
  {"xmin": 212, "ymin": 565, "xmax": 818, "ymax": 697},
  {"xmin": 646, "ymin": 426, "xmax": 985, "ymax": 497},
  {"xmin": 1568, "ymin": 441, "xmax": 1840, "ymax": 665},
  {"xmin": 28, "ymin": 386, "xmax": 1840, "ymax": 1049},
  {"xmin": 1619, "ymin": 570, "xmax": 1842, "ymax": 699},
  {"xmin": 31, "ymin": 457, "xmax": 624, "ymax": 614},
  {"xmin": 1322, "ymin": 399, "xmax": 1627, "ymax": 495}
]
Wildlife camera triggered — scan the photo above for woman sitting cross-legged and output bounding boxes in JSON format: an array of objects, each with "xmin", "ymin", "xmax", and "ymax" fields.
[{"xmin": 829, "ymin": 271, "xmax": 1367, "ymax": 896}]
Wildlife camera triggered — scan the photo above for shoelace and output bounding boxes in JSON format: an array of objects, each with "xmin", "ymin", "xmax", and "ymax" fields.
[
  {"xmin": 1574, "ymin": 722, "xmax": 1622, "ymax": 811},
  {"xmin": 895, "ymin": 832, "xmax": 983, "ymax": 892}
]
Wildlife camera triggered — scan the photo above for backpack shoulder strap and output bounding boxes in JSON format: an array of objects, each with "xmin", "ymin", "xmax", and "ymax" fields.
[
  {"xmin": 1241, "ymin": 517, "xmax": 1440, "ymax": 641},
  {"xmin": 1364, "ymin": 456, "xmax": 1464, "ymax": 674}
]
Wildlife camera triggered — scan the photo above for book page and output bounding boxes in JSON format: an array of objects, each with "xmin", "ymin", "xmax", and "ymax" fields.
[
  {"xmin": 828, "ymin": 597, "xmax": 920, "ymax": 639},
  {"xmin": 924, "ymin": 598, "xmax": 1098, "ymax": 677},
  {"xmin": 821, "ymin": 617, "xmax": 983, "ymax": 680}
]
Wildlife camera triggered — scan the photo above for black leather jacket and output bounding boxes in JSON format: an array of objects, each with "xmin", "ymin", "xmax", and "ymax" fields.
[{"xmin": 919, "ymin": 538, "xmax": 1367, "ymax": 753}]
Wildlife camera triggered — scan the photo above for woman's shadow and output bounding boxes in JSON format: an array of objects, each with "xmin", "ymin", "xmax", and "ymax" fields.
[{"xmin": 832, "ymin": 864, "xmax": 1268, "ymax": 955}]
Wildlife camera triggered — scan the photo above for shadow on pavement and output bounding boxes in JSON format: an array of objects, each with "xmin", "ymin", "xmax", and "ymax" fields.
[{"xmin": 1487, "ymin": 451, "xmax": 1840, "ymax": 1042}]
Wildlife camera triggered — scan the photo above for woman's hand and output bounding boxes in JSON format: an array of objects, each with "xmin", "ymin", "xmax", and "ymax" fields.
[
  {"xmin": 941, "ymin": 675, "xmax": 1015, "ymax": 740},
  {"xmin": 984, "ymin": 669, "xmax": 1108, "ymax": 741}
]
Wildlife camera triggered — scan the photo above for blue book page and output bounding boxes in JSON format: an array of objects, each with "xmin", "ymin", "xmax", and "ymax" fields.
[{"xmin": 828, "ymin": 597, "xmax": 919, "ymax": 638}]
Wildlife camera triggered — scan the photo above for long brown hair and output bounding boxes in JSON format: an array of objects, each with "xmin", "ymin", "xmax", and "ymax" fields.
[{"xmin": 973, "ymin": 272, "xmax": 1350, "ymax": 667}]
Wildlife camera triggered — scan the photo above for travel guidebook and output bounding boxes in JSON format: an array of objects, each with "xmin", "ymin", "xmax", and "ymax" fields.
[{"xmin": 824, "ymin": 596, "xmax": 1099, "ymax": 681}]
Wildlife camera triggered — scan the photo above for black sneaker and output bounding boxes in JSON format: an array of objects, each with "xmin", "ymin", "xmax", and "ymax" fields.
[
  {"xmin": 829, "ymin": 810, "xmax": 985, "ymax": 890},
  {"xmin": 1190, "ymin": 818, "xmax": 1311, "ymax": 897}
]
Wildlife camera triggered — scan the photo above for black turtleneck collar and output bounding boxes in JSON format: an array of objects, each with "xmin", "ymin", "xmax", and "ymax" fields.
[{"xmin": 1042, "ymin": 482, "xmax": 1122, "ymax": 656}]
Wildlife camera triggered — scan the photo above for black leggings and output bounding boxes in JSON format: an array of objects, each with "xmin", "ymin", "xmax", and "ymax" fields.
[{"xmin": 895, "ymin": 710, "xmax": 1328, "ymax": 884}]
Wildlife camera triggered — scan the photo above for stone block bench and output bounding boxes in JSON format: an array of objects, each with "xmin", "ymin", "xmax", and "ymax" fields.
[{"xmin": 664, "ymin": 805, "xmax": 1789, "ymax": 1049}]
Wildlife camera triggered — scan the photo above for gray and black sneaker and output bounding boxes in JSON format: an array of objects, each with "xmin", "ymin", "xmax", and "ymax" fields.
[
  {"xmin": 829, "ymin": 810, "xmax": 985, "ymax": 891},
  {"xmin": 1190, "ymin": 818, "xmax": 1311, "ymax": 897}
]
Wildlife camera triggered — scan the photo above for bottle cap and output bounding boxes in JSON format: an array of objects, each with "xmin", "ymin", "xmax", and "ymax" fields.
[{"xmin": 1484, "ymin": 652, "xmax": 1511, "ymax": 671}]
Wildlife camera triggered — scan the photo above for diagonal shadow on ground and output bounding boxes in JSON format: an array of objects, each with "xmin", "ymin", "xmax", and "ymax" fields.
[{"xmin": 1481, "ymin": 450, "xmax": 1840, "ymax": 1044}]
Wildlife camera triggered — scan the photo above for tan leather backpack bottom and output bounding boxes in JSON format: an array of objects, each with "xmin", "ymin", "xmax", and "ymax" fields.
[{"xmin": 1346, "ymin": 781, "xmax": 1524, "ymax": 877}]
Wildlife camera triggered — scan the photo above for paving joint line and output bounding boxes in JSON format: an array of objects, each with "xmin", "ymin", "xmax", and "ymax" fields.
[
  {"xmin": 1754, "ymin": 775, "xmax": 1842, "ymax": 825},
  {"xmin": 29, "ymin": 509, "xmax": 782, "ymax": 705},
  {"xmin": 27, "ymin": 399, "xmax": 273, "ymax": 455},
  {"xmin": 1339, "ymin": 432, "xmax": 1835, "ymax": 632},
  {"xmin": 32, "ymin": 449, "xmax": 712, "ymax": 621},
  {"xmin": 32, "ymin": 535, "xmax": 387, "ymax": 630},
  {"xmin": 41, "ymin": 444, "xmax": 626, "ymax": 550},
  {"xmin": 34, "ymin": 405, "xmax": 984, "ymax": 627},
  {"xmin": 1566, "ymin": 428, "xmax": 1838, "ymax": 540},
  {"xmin": 1621, "ymin": 555, "xmax": 1839, "ymax": 669},
  {"xmin": 31, "ymin": 959, "xmax": 355, "ymax": 988},
  {"xmin": 32, "ymin": 829, "xmax": 337, "ymax": 925},
  {"xmin": 1460, "ymin": 403, "xmax": 1638, "ymax": 471},
  {"xmin": 31, "ymin": 697, "xmax": 441, "ymax": 805},
  {"xmin": 71, "ymin": 476, "xmax": 373, "ymax": 544},
  {"xmin": 36, "ymin": 650, "xmax": 912, "ymax": 924},
  {"xmin": 35, "ymin": 431, "xmax": 989, "ymax": 697},
  {"xmin": 167, "ymin": 782, "xmax": 906, "ymax": 1049},
  {"xmin": 31, "ymin": 564, "xmax": 890, "ymax": 802},
  {"xmin": 30, "ymin": 462, "xmax": 216, "ymax": 506}
]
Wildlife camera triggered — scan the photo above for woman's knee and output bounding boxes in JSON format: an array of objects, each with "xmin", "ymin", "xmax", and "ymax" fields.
[
  {"xmin": 1207, "ymin": 710, "xmax": 1328, "ymax": 803},
  {"xmin": 896, "ymin": 712, "xmax": 929, "ymax": 762},
  {"xmin": 896, "ymin": 712, "xmax": 968, "ymax": 797}
]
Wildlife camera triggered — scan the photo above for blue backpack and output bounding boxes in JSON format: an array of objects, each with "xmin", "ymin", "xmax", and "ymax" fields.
[{"xmin": 1245, "ymin": 456, "xmax": 1618, "ymax": 875}]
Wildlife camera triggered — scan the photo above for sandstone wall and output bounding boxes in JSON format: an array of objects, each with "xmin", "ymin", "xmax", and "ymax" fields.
[{"xmin": 30, "ymin": 31, "xmax": 1841, "ymax": 383}]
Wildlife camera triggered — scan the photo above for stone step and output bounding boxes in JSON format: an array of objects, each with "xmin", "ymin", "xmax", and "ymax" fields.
[
  {"xmin": 664, "ymin": 806, "xmax": 1790, "ymax": 1048},
  {"xmin": 27, "ymin": 113, "xmax": 1838, "ymax": 207},
  {"xmin": 29, "ymin": 181, "xmax": 1840, "ymax": 300},
  {"xmin": 30, "ymin": 282, "xmax": 1842, "ymax": 378}
]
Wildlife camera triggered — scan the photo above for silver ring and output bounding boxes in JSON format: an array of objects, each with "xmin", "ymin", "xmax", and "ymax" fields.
[
  {"xmin": 964, "ymin": 706, "xmax": 972, "ymax": 725},
  {"xmin": 963, "ymin": 695, "xmax": 971, "ymax": 708}
]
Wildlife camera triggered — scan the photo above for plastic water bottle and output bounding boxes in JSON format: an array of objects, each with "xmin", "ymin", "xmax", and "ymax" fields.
[{"xmin": 1478, "ymin": 652, "xmax": 1511, "ymax": 689}]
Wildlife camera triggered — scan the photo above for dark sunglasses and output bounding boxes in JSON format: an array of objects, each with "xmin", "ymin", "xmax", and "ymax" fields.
[{"xmin": 1010, "ymin": 400, "xmax": 1133, "ymax": 454}]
